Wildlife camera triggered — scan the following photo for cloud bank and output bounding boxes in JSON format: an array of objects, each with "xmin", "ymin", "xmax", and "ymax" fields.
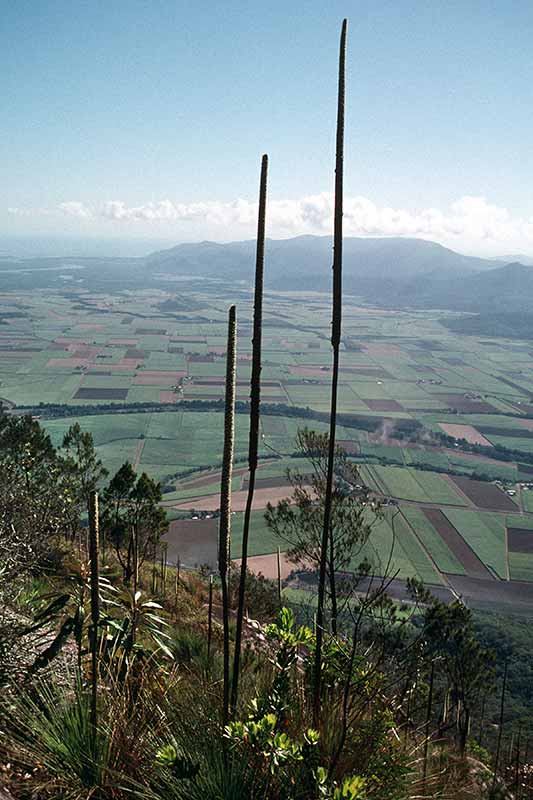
[{"xmin": 8, "ymin": 194, "xmax": 533, "ymax": 254}]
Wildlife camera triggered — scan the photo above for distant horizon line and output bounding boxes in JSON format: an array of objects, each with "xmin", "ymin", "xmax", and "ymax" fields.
[{"xmin": 1, "ymin": 231, "xmax": 532, "ymax": 263}]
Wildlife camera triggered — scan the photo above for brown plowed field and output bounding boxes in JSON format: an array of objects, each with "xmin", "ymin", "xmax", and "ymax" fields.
[
  {"xmin": 364, "ymin": 399, "xmax": 404, "ymax": 412},
  {"xmin": 450, "ymin": 476, "xmax": 517, "ymax": 511},
  {"xmin": 511, "ymin": 402, "xmax": 533, "ymax": 415},
  {"xmin": 336, "ymin": 439, "xmax": 360, "ymax": 454},
  {"xmin": 242, "ymin": 475, "xmax": 292, "ymax": 490},
  {"xmin": 125, "ymin": 348, "xmax": 146, "ymax": 359},
  {"xmin": 74, "ymin": 387, "xmax": 129, "ymax": 400},
  {"xmin": 422, "ymin": 508, "xmax": 494, "ymax": 580},
  {"xmin": 446, "ymin": 574, "xmax": 533, "ymax": 611},
  {"xmin": 441, "ymin": 395, "xmax": 496, "ymax": 414},
  {"xmin": 164, "ymin": 518, "xmax": 217, "ymax": 569},
  {"xmin": 340, "ymin": 366, "xmax": 393, "ymax": 378},
  {"xmin": 507, "ymin": 528, "xmax": 533, "ymax": 553}
]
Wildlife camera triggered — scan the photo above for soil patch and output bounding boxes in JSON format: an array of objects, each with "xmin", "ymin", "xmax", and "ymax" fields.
[
  {"xmin": 508, "ymin": 528, "xmax": 533, "ymax": 554},
  {"xmin": 160, "ymin": 390, "xmax": 177, "ymax": 403},
  {"xmin": 125, "ymin": 348, "xmax": 147, "ymax": 359},
  {"xmin": 422, "ymin": 508, "xmax": 494, "ymax": 579},
  {"xmin": 235, "ymin": 552, "xmax": 302, "ymax": 581},
  {"xmin": 450, "ymin": 476, "xmax": 517, "ymax": 511},
  {"xmin": 478, "ymin": 425, "xmax": 533, "ymax": 440},
  {"xmin": 47, "ymin": 357, "xmax": 91, "ymax": 369},
  {"xmin": 445, "ymin": 575, "xmax": 533, "ymax": 611},
  {"xmin": 439, "ymin": 423, "xmax": 493, "ymax": 447},
  {"xmin": 74, "ymin": 387, "xmax": 129, "ymax": 400},
  {"xmin": 164, "ymin": 518, "xmax": 218, "ymax": 569},
  {"xmin": 441, "ymin": 394, "xmax": 496, "ymax": 414},
  {"xmin": 364, "ymin": 399, "xmax": 404, "ymax": 412},
  {"xmin": 173, "ymin": 486, "xmax": 306, "ymax": 512},
  {"xmin": 337, "ymin": 439, "xmax": 360, "ymax": 454}
]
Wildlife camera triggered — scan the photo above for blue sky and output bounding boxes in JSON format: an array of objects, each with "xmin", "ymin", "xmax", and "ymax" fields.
[{"xmin": 2, "ymin": 0, "xmax": 533, "ymax": 255}]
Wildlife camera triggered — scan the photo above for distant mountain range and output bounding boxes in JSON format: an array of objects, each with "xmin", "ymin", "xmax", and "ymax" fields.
[
  {"xmin": 146, "ymin": 235, "xmax": 533, "ymax": 313},
  {"xmin": 146, "ymin": 235, "xmax": 502, "ymax": 288},
  {"xmin": 3, "ymin": 234, "xmax": 533, "ymax": 316}
]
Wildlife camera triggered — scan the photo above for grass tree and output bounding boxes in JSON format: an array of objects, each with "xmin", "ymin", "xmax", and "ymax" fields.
[
  {"xmin": 219, "ymin": 304, "xmax": 237, "ymax": 728},
  {"xmin": 313, "ymin": 19, "xmax": 347, "ymax": 727},
  {"xmin": 231, "ymin": 154, "xmax": 268, "ymax": 716},
  {"xmin": 88, "ymin": 490, "xmax": 100, "ymax": 743}
]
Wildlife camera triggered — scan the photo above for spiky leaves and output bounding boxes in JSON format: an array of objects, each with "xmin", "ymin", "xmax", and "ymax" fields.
[
  {"xmin": 231, "ymin": 154, "xmax": 268, "ymax": 716},
  {"xmin": 219, "ymin": 304, "xmax": 237, "ymax": 727},
  {"xmin": 313, "ymin": 19, "xmax": 347, "ymax": 727}
]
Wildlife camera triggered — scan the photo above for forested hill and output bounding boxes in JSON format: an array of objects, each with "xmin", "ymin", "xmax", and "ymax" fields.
[
  {"xmin": 146, "ymin": 234, "xmax": 503, "ymax": 287},
  {"xmin": 3, "ymin": 237, "xmax": 533, "ymax": 313}
]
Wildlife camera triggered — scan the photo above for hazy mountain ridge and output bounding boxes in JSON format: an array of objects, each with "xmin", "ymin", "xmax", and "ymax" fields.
[
  {"xmin": 146, "ymin": 234, "xmax": 505, "ymax": 285},
  {"xmin": 147, "ymin": 235, "xmax": 533, "ymax": 312},
  {"xmin": 3, "ymin": 235, "xmax": 533, "ymax": 313}
]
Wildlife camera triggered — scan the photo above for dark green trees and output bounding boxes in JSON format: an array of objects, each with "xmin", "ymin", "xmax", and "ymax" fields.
[
  {"xmin": 102, "ymin": 463, "xmax": 167, "ymax": 589},
  {"xmin": 0, "ymin": 413, "xmax": 73, "ymax": 570},
  {"xmin": 61, "ymin": 422, "xmax": 108, "ymax": 532},
  {"xmin": 265, "ymin": 428, "xmax": 375, "ymax": 634},
  {"xmin": 422, "ymin": 600, "xmax": 495, "ymax": 755}
]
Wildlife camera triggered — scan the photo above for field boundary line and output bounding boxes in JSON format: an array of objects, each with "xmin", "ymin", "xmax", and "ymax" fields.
[{"xmin": 399, "ymin": 509, "xmax": 450, "ymax": 589}]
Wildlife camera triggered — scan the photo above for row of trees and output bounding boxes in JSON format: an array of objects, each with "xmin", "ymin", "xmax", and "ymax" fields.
[{"xmin": 0, "ymin": 411, "xmax": 166, "ymax": 593}]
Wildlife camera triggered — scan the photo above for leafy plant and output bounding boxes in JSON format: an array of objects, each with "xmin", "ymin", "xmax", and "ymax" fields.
[{"xmin": 1, "ymin": 676, "xmax": 112, "ymax": 799}]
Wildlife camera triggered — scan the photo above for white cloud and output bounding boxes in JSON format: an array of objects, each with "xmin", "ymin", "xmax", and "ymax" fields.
[
  {"xmin": 58, "ymin": 201, "xmax": 93, "ymax": 219},
  {"xmin": 6, "ymin": 194, "xmax": 533, "ymax": 255},
  {"xmin": 7, "ymin": 207, "xmax": 33, "ymax": 216}
]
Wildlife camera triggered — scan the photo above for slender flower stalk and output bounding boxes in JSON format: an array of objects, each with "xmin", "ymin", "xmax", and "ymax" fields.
[
  {"xmin": 219, "ymin": 304, "xmax": 237, "ymax": 728},
  {"xmin": 313, "ymin": 19, "xmax": 347, "ymax": 727},
  {"xmin": 88, "ymin": 490, "xmax": 100, "ymax": 744},
  {"xmin": 491, "ymin": 661, "xmax": 508, "ymax": 799},
  {"xmin": 231, "ymin": 154, "xmax": 268, "ymax": 717},
  {"xmin": 206, "ymin": 574, "xmax": 214, "ymax": 677},
  {"xmin": 277, "ymin": 546, "xmax": 282, "ymax": 607}
]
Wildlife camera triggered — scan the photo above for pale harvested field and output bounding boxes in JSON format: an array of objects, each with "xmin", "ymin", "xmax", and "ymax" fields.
[
  {"xmin": 439, "ymin": 423, "xmax": 493, "ymax": 447},
  {"xmin": 134, "ymin": 372, "xmax": 185, "ymax": 385},
  {"xmin": 172, "ymin": 485, "xmax": 303, "ymax": 512},
  {"xmin": 234, "ymin": 552, "xmax": 306, "ymax": 580},
  {"xmin": 47, "ymin": 357, "xmax": 91, "ymax": 368},
  {"xmin": 517, "ymin": 418, "xmax": 533, "ymax": 432},
  {"xmin": 159, "ymin": 390, "xmax": 177, "ymax": 402},
  {"xmin": 363, "ymin": 343, "xmax": 402, "ymax": 357}
]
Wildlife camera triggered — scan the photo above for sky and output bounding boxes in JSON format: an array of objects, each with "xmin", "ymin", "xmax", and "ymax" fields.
[{"xmin": 2, "ymin": 0, "xmax": 533, "ymax": 257}]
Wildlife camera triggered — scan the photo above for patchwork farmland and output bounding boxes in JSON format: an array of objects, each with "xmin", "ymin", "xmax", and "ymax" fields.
[{"xmin": 1, "ymin": 280, "xmax": 533, "ymax": 611}]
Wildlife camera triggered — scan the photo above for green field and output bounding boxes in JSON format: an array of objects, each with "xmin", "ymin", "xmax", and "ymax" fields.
[
  {"xmin": 442, "ymin": 508, "xmax": 508, "ymax": 579},
  {"xmin": 364, "ymin": 465, "xmax": 467, "ymax": 505},
  {"xmin": 5, "ymin": 284, "xmax": 533, "ymax": 607},
  {"xmin": 401, "ymin": 506, "xmax": 465, "ymax": 575}
]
